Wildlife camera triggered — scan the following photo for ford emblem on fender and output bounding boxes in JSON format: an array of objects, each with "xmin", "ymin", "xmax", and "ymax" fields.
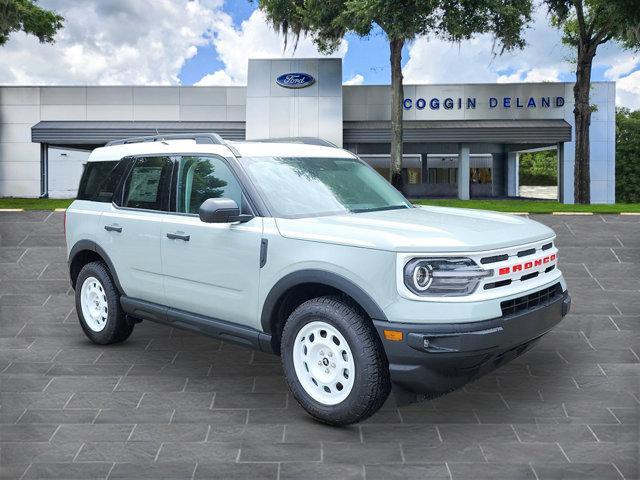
[{"xmin": 275, "ymin": 73, "xmax": 316, "ymax": 89}]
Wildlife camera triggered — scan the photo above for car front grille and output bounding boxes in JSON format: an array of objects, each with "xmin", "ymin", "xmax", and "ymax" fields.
[{"xmin": 500, "ymin": 283, "xmax": 563, "ymax": 317}]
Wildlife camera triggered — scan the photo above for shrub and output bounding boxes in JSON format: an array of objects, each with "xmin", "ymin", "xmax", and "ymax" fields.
[{"xmin": 519, "ymin": 150, "xmax": 558, "ymax": 186}]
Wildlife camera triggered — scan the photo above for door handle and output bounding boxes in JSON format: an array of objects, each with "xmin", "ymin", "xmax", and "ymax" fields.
[
  {"xmin": 166, "ymin": 232, "xmax": 190, "ymax": 241},
  {"xmin": 104, "ymin": 225, "xmax": 122, "ymax": 233}
]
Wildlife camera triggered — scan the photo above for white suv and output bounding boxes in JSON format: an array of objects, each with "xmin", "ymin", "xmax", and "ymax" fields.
[{"xmin": 65, "ymin": 133, "xmax": 570, "ymax": 425}]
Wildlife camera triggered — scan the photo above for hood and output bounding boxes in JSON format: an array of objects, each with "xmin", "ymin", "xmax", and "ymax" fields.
[{"xmin": 275, "ymin": 205, "xmax": 555, "ymax": 253}]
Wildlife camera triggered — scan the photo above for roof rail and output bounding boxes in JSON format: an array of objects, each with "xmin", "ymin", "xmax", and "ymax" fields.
[
  {"xmin": 249, "ymin": 137, "xmax": 338, "ymax": 148},
  {"xmin": 106, "ymin": 133, "xmax": 225, "ymax": 147}
]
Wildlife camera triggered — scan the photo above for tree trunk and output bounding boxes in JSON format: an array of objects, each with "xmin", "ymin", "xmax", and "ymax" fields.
[
  {"xmin": 573, "ymin": 45, "xmax": 595, "ymax": 204},
  {"xmin": 389, "ymin": 36, "xmax": 405, "ymax": 192}
]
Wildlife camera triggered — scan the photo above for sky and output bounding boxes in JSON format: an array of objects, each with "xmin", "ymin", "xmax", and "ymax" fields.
[{"xmin": 0, "ymin": 0, "xmax": 638, "ymax": 109}]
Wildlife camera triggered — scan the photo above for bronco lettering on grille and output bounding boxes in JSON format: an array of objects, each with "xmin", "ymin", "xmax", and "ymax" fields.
[{"xmin": 498, "ymin": 254, "xmax": 556, "ymax": 276}]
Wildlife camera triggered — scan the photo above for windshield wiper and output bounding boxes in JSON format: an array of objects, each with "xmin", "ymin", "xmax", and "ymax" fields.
[{"xmin": 351, "ymin": 205, "xmax": 410, "ymax": 213}]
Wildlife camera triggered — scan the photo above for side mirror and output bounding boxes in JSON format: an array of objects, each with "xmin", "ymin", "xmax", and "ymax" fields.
[{"xmin": 199, "ymin": 198, "xmax": 252, "ymax": 223}]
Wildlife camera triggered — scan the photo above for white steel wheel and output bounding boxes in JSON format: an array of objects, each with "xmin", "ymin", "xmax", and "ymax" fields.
[
  {"xmin": 292, "ymin": 321, "xmax": 356, "ymax": 406},
  {"xmin": 80, "ymin": 276, "xmax": 108, "ymax": 332}
]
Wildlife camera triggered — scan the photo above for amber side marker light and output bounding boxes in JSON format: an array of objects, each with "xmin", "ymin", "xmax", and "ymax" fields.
[{"xmin": 383, "ymin": 330, "xmax": 403, "ymax": 341}]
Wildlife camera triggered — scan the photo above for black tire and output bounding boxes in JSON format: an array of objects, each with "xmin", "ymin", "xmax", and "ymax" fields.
[
  {"xmin": 281, "ymin": 296, "xmax": 391, "ymax": 426},
  {"xmin": 75, "ymin": 261, "xmax": 133, "ymax": 345}
]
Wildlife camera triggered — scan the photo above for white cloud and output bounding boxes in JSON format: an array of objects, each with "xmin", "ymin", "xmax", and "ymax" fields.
[
  {"xmin": 616, "ymin": 70, "xmax": 640, "ymax": 110},
  {"xmin": 0, "ymin": 0, "xmax": 224, "ymax": 85},
  {"xmin": 196, "ymin": 9, "xmax": 348, "ymax": 86},
  {"xmin": 195, "ymin": 70, "xmax": 237, "ymax": 86},
  {"xmin": 343, "ymin": 74, "xmax": 364, "ymax": 85},
  {"xmin": 604, "ymin": 54, "xmax": 639, "ymax": 81},
  {"xmin": 403, "ymin": 8, "xmax": 571, "ymax": 85},
  {"xmin": 497, "ymin": 67, "xmax": 561, "ymax": 83}
]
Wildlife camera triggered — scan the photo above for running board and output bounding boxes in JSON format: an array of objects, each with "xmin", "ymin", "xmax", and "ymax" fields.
[{"xmin": 120, "ymin": 296, "xmax": 273, "ymax": 353}]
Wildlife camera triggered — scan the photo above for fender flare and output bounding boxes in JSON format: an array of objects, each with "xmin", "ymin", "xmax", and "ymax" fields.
[
  {"xmin": 68, "ymin": 240, "xmax": 124, "ymax": 294},
  {"xmin": 260, "ymin": 269, "xmax": 388, "ymax": 334}
]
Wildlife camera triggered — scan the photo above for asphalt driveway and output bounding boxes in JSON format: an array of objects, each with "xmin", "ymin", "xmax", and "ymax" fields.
[{"xmin": 0, "ymin": 211, "xmax": 638, "ymax": 479}]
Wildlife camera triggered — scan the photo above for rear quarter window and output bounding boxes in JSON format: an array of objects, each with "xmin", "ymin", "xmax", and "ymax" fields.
[{"xmin": 77, "ymin": 160, "xmax": 129, "ymax": 203}]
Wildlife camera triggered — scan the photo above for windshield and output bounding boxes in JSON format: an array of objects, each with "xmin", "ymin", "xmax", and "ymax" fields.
[{"xmin": 242, "ymin": 156, "xmax": 412, "ymax": 218}]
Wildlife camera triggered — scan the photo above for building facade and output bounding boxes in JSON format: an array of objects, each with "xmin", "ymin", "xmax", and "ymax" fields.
[{"xmin": 0, "ymin": 58, "xmax": 616, "ymax": 203}]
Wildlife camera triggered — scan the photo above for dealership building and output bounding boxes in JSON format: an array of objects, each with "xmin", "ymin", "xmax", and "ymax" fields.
[{"xmin": 0, "ymin": 58, "xmax": 616, "ymax": 203}]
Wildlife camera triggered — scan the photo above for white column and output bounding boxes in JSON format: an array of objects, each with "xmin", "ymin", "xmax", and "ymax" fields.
[
  {"xmin": 457, "ymin": 143, "xmax": 470, "ymax": 200},
  {"xmin": 507, "ymin": 151, "xmax": 519, "ymax": 197}
]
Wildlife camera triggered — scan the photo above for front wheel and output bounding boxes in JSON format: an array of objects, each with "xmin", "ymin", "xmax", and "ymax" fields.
[{"xmin": 281, "ymin": 296, "xmax": 391, "ymax": 425}]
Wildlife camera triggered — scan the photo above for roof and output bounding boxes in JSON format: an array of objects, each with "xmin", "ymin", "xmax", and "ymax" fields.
[{"xmin": 86, "ymin": 137, "xmax": 355, "ymax": 162}]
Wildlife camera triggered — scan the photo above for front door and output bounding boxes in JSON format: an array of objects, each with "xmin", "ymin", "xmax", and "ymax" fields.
[{"xmin": 161, "ymin": 155, "xmax": 263, "ymax": 330}]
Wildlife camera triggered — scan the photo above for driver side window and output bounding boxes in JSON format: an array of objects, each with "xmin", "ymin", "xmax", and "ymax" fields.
[{"xmin": 176, "ymin": 156, "xmax": 243, "ymax": 215}]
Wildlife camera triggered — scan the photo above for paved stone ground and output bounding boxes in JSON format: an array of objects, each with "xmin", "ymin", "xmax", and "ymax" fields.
[{"xmin": 0, "ymin": 211, "xmax": 638, "ymax": 480}]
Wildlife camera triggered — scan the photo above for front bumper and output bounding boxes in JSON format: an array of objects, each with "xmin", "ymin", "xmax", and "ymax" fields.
[{"xmin": 374, "ymin": 289, "xmax": 570, "ymax": 401}]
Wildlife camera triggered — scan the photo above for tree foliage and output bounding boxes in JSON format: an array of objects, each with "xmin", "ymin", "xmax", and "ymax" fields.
[
  {"xmin": 616, "ymin": 107, "xmax": 640, "ymax": 203},
  {"xmin": 544, "ymin": 0, "xmax": 640, "ymax": 203},
  {"xmin": 0, "ymin": 0, "xmax": 64, "ymax": 46},
  {"xmin": 258, "ymin": 0, "xmax": 532, "ymax": 192},
  {"xmin": 519, "ymin": 150, "xmax": 558, "ymax": 186}
]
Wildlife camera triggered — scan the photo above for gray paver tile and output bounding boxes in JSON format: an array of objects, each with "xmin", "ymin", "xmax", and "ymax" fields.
[
  {"xmin": 108, "ymin": 462, "xmax": 196, "ymax": 479},
  {"xmin": 22, "ymin": 462, "xmax": 113, "ymax": 479},
  {"xmin": 532, "ymin": 462, "xmax": 624, "ymax": 479},
  {"xmin": 448, "ymin": 462, "xmax": 536, "ymax": 479},
  {"xmin": 155, "ymin": 441, "xmax": 240, "ymax": 463},
  {"xmin": 194, "ymin": 462, "xmax": 278, "ymax": 479},
  {"xmin": 281, "ymin": 463, "xmax": 365, "ymax": 479},
  {"xmin": 238, "ymin": 441, "xmax": 321, "ymax": 462}
]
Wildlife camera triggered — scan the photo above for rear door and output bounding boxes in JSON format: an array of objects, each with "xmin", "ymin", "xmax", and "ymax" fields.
[
  {"xmin": 160, "ymin": 154, "xmax": 263, "ymax": 329},
  {"xmin": 98, "ymin": 156, "xmax": 175, "ymax": 305}
]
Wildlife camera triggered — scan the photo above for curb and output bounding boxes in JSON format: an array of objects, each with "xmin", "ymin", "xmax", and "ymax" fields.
[
  {"xmin": 0, "ymin": 208, "xmax": 24, "ymax": 212},
  {"xmin": 552, "ymin": 212, "xmax": 593, "ymax": 215}
]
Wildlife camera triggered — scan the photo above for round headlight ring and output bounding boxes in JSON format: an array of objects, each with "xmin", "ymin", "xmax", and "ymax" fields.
[{"xmin": 412, "ymin": 264, "xmax": 432, "ymax": 291}]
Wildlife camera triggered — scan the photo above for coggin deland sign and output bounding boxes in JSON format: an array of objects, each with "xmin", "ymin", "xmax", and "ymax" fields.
[{"xmin": 403, "ymin": 95, "xmax": 565, "ymax": 110}]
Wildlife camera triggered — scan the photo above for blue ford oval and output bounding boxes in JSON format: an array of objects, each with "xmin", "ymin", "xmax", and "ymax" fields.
[{"xmin": 276, "ymin": 73, "xmax": 315, "ymax": 89}]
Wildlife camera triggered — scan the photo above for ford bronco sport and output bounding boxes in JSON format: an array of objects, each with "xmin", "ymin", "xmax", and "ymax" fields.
[{"xmin": 66, "ymin": 133, "xmax": 570, "ymax": 425}]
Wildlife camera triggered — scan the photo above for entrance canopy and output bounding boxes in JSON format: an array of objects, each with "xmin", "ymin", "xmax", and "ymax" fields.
[
  {"xmin": 344, "ymin": 119, "xmax": 572, "ymax": 144},
  {"xmin": 31, "ymin": 121, "xmax": 246, "ymax": 148}
]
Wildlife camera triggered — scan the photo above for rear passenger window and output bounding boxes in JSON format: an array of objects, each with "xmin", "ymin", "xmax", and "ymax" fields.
[
  {"xmin": 77, "ymin": 160, "xmax": 129, "ymax": 203},
  {"xmin": 122, "ymin": 157, "xmax": 174, "ymax": 211}
]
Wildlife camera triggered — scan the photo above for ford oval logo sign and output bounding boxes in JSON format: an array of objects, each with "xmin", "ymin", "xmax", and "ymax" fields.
[{"xmin": 276, "ymin": 72, "xmax": 315, "ymax": 89}]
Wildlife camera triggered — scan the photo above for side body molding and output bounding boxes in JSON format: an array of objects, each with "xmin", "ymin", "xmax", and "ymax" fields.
[
  {"xmin": 260, "ymin": 269, "xmax": 388, "ymax": 333},
  {"xmin": 68, "ymin": 240, "xmax": 124, "ymax": 294}
]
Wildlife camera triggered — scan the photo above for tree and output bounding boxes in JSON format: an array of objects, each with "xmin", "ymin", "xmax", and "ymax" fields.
[
  {"xmin": 615, "ymin": 107, "xmax": 640, "ymax": 203},
  {"xmin": 258, "ymin": 0, "xmax": 533, "ymax": 192},
  {"xmin": 544, "ymin": 0, "xmax": 640, "ymax": 204},
  {"xmin": 0, "ymin": 0, "xmax": 64, "ymax": 46}
]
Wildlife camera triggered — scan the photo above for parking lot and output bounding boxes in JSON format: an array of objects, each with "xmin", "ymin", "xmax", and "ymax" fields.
[{"xmin": 0, "ymin": 210, "xmax": 638, "ymax": 479}]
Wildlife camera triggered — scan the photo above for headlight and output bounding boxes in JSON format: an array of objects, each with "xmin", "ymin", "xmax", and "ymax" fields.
[{"xmin": 403, "ymin": 257, "xmax": 491, "ymax": 297}]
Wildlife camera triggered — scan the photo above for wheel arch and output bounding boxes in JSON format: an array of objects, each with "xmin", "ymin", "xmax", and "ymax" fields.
[
  {"xmin": 261, "ymin": 269, "xmax": 388, "ymax": 354},
  {"xmin": 68, "ymin": 240, "xmax": 123, "ymax": 294}
]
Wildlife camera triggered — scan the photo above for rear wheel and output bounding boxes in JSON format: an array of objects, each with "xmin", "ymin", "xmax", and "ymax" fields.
[
  {"xmin": 281, "ymin": 296, "xmax": 391, "ymax": 425},
  {"xmin": 75, "ymin": 261, "xmax": 133, "ymax": 345}
]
